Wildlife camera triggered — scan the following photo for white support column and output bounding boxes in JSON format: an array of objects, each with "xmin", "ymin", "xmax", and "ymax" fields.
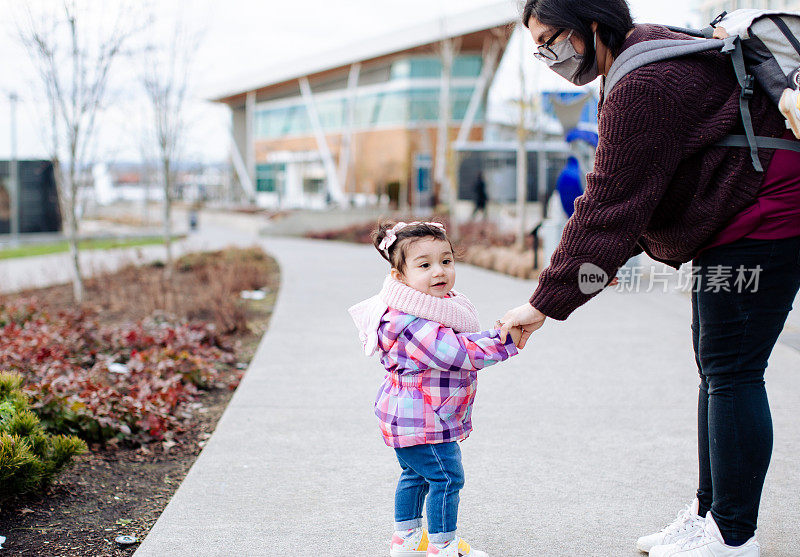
[
  {"xmin": 245, "ymin": 91, "xmax": 256, "ymax": 199},
  {"xmin": 338, "ymin": 63, "xmax": 360, "ymax": 197},
  {"xmin": 299, "ymin": 76, "xmax": 344, "ymax": 204},
  {"xmin": 434, "ymin": 38, "xmax": 454, "ymax": 196},
  {"xmin": 456, "ymin": 39, "xmax": 501, "ymax": 146},
  {"xmin": 230, "ymin": 127, "xmax": 256, "ymax": 200}
]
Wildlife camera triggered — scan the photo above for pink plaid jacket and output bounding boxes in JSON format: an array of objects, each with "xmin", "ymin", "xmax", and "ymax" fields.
[{"xmin": 374, "ymin": 308, "xmax": 518, "ymax": 448}]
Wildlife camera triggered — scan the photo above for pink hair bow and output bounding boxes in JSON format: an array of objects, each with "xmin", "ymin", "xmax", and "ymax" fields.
[{"xmin": 378, "ymin": 221, "xmax": 446, "ymax": 254}]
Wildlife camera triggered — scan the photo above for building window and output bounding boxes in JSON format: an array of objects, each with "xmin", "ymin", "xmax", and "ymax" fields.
[
  {"xmin": 453, "ymin": 56, "xmax": 483, "ymax": 78},
  {"xmin": 256, "ymin": 163, "xmax": 285, "ymax": 192},
  {"xmin": 316, "ymin": 99, "xmax": 345, "ymax": 130},
  {"xmin": 303, "ymin": 176, "xmax": 324, "ymax": 194},
  {"xmin": 390, "ymin": 55, "xmax": 483, "ymax": 80},
  {"xmin": 406, "ymin": 87, "xmax": 482, "ymax": 122},
  {"xmin": 378, "ymin": 91, "xmax": 409, "ymax": 124},
  {"xmin": 352, "ymin": 88, "xmax": 480, "ymax": 127},
  {"xmin": 408, "ymin": 88, "xmax": 440, "ymax": 121},
  {"xmin": 284, "ymin": 106, "xmax": 311, "ymax": 136},
  {"xmin": 391, "ymin": 59, "xmax": 411, "ymax": 79},
  {"xmin": 256, "ymin": 106, "xmax": 311, "ymax": 139},
  {"xmin": 254, "ymin": 86, "xmax": 485, "ymax": 140},
  {"xmin": 410, "ymin": 57, "xmax": 442, "ymax": 78}
]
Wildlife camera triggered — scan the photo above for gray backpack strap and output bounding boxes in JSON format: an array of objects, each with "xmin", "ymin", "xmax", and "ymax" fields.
[
  {"xmin": 605, "ymin": 38, "xmax": 725, "ymax": 96},
  {"xmin": 604, "ymin": 31, "xmax": 799, "ymax": 170},
  {"xmin": 714, "ymin": 35, "xmax": 797, "ymax": 171},
  {"xmin": 721, "ymin": 36, "xmax": 765, "ymax": 171},
  {"xmin": 769, "ymin": 15, "xmax": 800, "ymax": 56},
  {"xmin": 715, "ymin": 135, "xmax": 800, "ymax": 152},
  {"xmin": 664, "ymin": 25, "xmax": 715, "ymax": 39}
]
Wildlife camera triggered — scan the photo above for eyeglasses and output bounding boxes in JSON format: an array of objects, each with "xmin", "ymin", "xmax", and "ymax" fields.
[{"xmin": 534, "ymin": 28, "xmax": 566, "ymax": 61}]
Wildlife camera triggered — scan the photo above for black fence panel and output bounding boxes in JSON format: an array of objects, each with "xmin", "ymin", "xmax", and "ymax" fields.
[{"xmin": 0, "ymin": 160, "xmax": 61, "ymax": 234}]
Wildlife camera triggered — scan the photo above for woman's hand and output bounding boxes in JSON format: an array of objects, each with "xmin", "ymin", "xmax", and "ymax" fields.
[
  {"xmin": 508, "ymin": 325, "xmax": 524, "ymax": 347},
  {"xmin": 498, "ymin": 303, "xmax": 547, "ymax": 349}
]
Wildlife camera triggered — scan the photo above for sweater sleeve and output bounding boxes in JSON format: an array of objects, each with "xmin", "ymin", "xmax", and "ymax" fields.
[
  {"xmin": 530, "ymin": 77, "xmax": 686, "ymax": 320},
  {"xmin": 398, "ymin": 318, "xmax": 518, "ymax": 373}
]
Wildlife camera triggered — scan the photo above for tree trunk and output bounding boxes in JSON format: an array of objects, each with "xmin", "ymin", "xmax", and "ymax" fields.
[
  {"xmin": 60, "ymin": 158, "xmax": 84, "ymax": 303},
  {"xmin": 68, "ymin": 208, "xmax": 84, "ymax": 303},
  {"xmin": 163, "ymin": 157, "xmax": 173, "ymax": 277}
]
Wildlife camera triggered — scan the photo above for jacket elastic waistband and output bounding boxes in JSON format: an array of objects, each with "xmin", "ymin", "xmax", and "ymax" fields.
[{"xmin": 389, "ymin": 373, "xmax": 423, "ymax": 388}]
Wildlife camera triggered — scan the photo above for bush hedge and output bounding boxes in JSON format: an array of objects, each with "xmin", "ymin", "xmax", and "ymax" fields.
[{"xmin": 0, "ymin": 372, "xmax": 86, "ymax": 500}]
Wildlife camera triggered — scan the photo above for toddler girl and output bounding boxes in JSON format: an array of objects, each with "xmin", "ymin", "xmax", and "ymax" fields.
[{"xmin": 348, "ymin": 221, "xmax": 521, "ymax": 557}]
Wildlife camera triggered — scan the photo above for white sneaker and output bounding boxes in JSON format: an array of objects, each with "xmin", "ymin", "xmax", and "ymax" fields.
[
  {"xmin": 649, "ymin": 512, "xmax": 759, "ymax": 557},
  {"xmin": 426, "ymin": 537, "xmax": 488, "ymax": 557},
  {"xmin": 637, "ymin": 498, "xmax": 705, "ymax": 553},
  {"xmin": 390, "ymin": 527, "xmax": 429, "ymax": 556}
]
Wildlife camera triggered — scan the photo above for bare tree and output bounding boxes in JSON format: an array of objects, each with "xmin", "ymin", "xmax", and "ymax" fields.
[
  {"xmin": 141, "ymin": 15, "xmax": 201, "ymax": 276},
  {"xmin": 15, "ymin": 0, "xmax": 140, "ymax": 302}
]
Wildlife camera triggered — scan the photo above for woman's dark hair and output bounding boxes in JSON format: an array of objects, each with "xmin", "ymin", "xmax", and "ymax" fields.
[
  {"xmin": 373, "ymin": 220, "xmax": 453, "ymax": 273},
  {"xmin": 522, "ymin": 0, "xmax": 634, "ymax": 82}
]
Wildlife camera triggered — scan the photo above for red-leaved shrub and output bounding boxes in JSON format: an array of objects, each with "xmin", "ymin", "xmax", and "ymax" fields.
[{"xmin": 0, "ymin": 300, "xmax": 238, "ymax": 444}]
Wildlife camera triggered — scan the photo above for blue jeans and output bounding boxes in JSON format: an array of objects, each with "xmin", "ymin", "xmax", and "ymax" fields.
[
  {"xmin": 692, "ymin": 236, "xmax": 800, "ymax": 545},
  {"xmin": 394, "ymin": 442, "xmax": 464, "ymax": 544}
]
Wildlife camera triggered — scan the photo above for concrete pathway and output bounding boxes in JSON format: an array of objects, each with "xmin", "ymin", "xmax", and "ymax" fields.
[
  {"xmin": 133, "ymin": 237, "xmax": 800, "ymax": 557},
  {"xmin": 0, "ymin": 216, "xmax": 264, "ymax": 295}
]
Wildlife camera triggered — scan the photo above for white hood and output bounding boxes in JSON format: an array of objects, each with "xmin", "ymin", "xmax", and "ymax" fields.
[{"xmin": 347, "ymin": 294, "xmax": 389, "ymax": 357}]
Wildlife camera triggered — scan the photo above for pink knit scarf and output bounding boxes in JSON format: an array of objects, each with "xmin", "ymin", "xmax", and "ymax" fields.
[
  {"xmin": 348, "ymin": 275, "xmax": 482, "ymax": 356},
  {"xmin": 379, "ymin": 275, "xmax": 480, "ymax": 332}
]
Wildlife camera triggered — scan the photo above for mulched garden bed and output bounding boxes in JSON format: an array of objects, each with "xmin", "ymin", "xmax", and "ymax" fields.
[{"xmin": 0, "ymin": 247, "xmax": 280, "ymax": 556}]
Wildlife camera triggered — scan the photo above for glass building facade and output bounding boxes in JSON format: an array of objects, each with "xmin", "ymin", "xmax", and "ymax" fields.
[{"xmin": 254, "ymin": 55, "xmax": 486, "ymax": 141}]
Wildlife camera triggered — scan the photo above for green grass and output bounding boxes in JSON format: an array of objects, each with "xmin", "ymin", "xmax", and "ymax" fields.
[{"xmin": 0, "ymin": 236, "xmax": 182, "ymax": 260}]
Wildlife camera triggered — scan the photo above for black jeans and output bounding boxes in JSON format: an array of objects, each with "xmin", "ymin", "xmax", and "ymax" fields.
[{"xmin": 692, "ymin": 235, "xmax": 800, "ymax": 545}]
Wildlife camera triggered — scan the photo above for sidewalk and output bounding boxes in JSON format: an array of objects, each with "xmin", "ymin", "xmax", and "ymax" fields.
[
  {"xmin": 134, "ymin": 237, "xmax": 800, "ymax": 557},
  {"xmin": 0, "ymin": 221, "xmax": 261, "ymax": 294}
]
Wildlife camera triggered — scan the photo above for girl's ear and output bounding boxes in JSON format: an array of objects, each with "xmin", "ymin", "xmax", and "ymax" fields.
[{"xmin": 390, "ymin": 268, "xmax": 405, "ymax": 284}]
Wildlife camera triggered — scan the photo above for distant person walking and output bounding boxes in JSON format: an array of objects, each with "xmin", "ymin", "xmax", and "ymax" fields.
[
  {"xmin": 471, "ymin": 172, "xmax": 488, "ymax": 220},
  {"xmin": 498, "ymin": 1, "xmax": 800, "ymax": 556}
]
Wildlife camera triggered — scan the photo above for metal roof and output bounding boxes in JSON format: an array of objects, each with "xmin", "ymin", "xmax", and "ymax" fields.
[{"xmin": 210, "ymin": 1, "xmax": 518, "ymax": 103}]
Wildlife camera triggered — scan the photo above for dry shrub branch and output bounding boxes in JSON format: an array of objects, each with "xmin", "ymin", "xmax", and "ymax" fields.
[{"xmin": 48, "ymin": 247, "xmax": 272, "ymax": 335}]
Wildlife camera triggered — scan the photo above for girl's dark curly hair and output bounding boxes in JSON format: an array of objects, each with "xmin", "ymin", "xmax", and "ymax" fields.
[{"xmin": 372, "ymin": 220, "xmax": 453, "ymax": 273}]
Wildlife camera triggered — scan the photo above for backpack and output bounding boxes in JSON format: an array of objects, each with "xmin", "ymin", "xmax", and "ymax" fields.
[{"xmin": 605, "ymin": 9, "xmax": 800, "ymax": 172}]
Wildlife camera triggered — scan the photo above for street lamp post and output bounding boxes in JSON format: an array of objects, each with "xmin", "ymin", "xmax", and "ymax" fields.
[
  {"xmin": 516, "ymin": 36, "xmax": 528, "ymax": 251},
  {"xmin": 9, "ymin": 92, "xmax": 20, "ymax": 246}
]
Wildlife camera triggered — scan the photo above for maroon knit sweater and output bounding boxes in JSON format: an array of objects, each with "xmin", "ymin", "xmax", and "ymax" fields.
[{"xmin": 529, "ymin": 24, "xmax": 786, "ymax": 321}]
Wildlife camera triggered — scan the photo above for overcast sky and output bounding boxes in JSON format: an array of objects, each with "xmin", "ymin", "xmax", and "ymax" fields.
[{"xmin": 0, "ymin": 0, "xmax": 698, "ymax": 164}]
